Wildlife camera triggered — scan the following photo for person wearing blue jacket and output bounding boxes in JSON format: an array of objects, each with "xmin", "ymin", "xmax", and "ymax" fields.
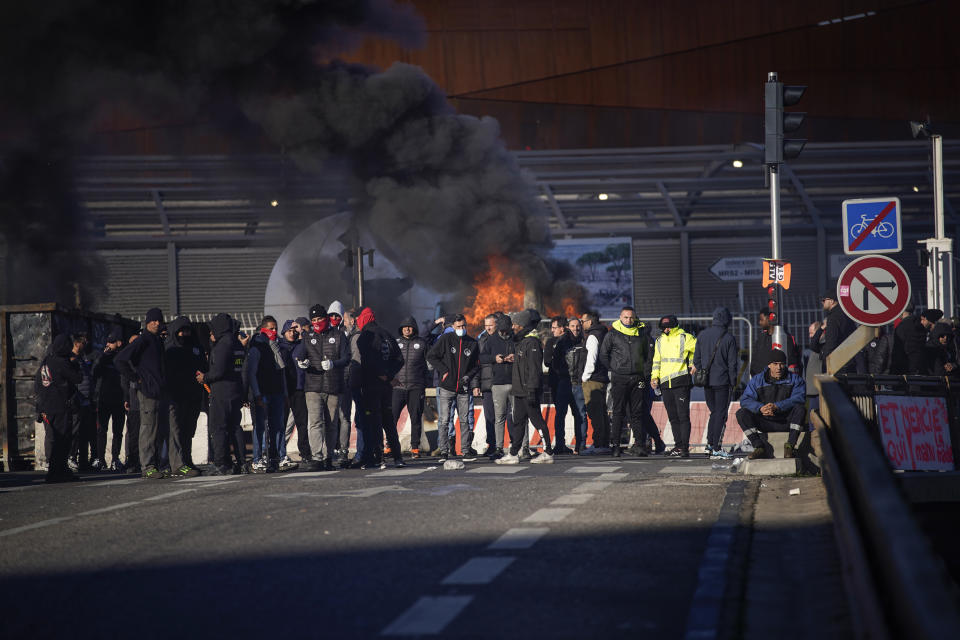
[
  {"xmin": 692, "ymin": 307, "xmax": 740, "ymax": 458},
  {"xmin": 736, "ymin": 350, "xmax": 806, "ymax": 459}
]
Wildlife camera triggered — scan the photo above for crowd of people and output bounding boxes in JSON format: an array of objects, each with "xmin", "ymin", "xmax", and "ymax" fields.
[{"xmin": 33, "ymin": 286, "xmax": 957, "ymax": 483}]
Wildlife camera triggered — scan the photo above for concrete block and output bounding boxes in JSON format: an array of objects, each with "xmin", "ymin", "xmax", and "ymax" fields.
[
  {"xmin": 741, "ymin": 458, "xmax": 800, "ymax": 476},
  {"xmin": 763, "ymin": 431, "xmax": 808, "ymax": 458}
]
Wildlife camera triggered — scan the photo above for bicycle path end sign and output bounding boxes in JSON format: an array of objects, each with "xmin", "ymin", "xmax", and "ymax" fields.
[
  {"xmin": 837, "ymin": 254, "xmax": 911, "ymax": 326},
  {"xmin": 842, "ymin": 197, "xmax": 901, "ymax": 255}
]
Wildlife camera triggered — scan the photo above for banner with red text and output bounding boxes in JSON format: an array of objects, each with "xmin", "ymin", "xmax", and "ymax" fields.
[{"xmin": 875, "ymin": 396, "xmax": 955, "ymax": 471}]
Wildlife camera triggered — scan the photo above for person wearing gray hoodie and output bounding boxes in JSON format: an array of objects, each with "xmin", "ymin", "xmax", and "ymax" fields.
[{"xmin": 692, "ymin": 307, "xmax": 740, "ymax": 457}]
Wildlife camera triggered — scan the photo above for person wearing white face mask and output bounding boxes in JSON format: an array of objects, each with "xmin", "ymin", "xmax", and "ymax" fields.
[{"xmin": 426, "ymin": 314, "xmax": 480, "ymax": 462}]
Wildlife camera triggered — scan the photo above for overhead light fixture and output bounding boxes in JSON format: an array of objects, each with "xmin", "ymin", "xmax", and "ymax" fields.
[
  {"xmin": 913, "ymin": 186, "xmax": 920, "ymax": 192},
  {"xmin": 732, "ymin": 159, "xmax": 744, "ymax": 168},
  {"xmin": 597, "ymin": 193, "xmax": 609, "ymax": 201},
  {"xmin": 270, "ymin": 199, "xmax": 279, "ymax": 207}
]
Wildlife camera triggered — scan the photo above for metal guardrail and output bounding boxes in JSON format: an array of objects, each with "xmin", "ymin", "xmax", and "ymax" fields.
[{"xmin": 814, "ymin": 375, "xmax": 960, "ymax": 639}]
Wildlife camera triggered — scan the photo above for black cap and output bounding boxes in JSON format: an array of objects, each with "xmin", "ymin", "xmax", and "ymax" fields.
[
  {"xmin": 659, "ymin": 315, "xmax": 679, "ymax": 329},
  {"xmin": 768, "ymin": 349, "xmax": 787, "ymax": 364},
  {"xmin": 923, "ymin": 309, "xmax": 944, "ymax": 323},
  {"xmin": 107, "ymin": 327, "xmax": 123, "ymax": 343},
  {"xmin": 309, "ymin": 304, "xmax": 327, "ymax": 320},
  {"xmin": 145, "ymin": 307, "xmax": 164, "ymax": 324}
]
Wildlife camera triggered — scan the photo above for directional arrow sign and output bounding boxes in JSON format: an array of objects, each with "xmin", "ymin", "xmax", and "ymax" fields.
[
  {"xmin": 708, "ymin": 256, "xmax": 764, "ymax": 282},
  {"xmin": 837, "ymin": 255, "xmax": 911, "ymax": 326}
]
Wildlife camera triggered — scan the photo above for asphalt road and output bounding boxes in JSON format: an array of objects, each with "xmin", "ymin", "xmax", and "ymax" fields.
[{"xmin": 0, "ymin": 454, "xmax": 751, "ymax": 639}]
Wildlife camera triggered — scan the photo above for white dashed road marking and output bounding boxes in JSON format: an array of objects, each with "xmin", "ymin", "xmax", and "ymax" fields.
[
  {"xmin": 523, "ymin": 508, "xmax": 575, "ymax": 523},
  {"xmin": 551, "ymin": 493, "xmax": 593, "ymax": 505},
  {"xmin": 374, "ymin": 468, "xmax": 428, "ymax": 477},
  {"xmin": 441, "ymin": 557, "xmax": 516, "ymax": 585},
  {"xmin": 487, "ymin": 527, "xmax": 550, "ymax": 550},
  {"xmin": 596, "ymin": 472, "xmax": 629, "ymax": 481},
  {"xmin": 566, "ymin": 465, "xmax": 622, "ymax": 474},
  {"xmin": 76, "ymin": 501, "xmax": 141, "ymax": 516},
  {"xmin": 381, "ymin": 596, "xmax": 473, "ymax": 636},
  {"xmin": 573, "ymin": 481, "xmax": 612, "ymax": 493},
  {"xmin": 466, "ymin": 467, "xmax": 524, "ymax": 474},
  {"xmin": 0, "ymin": 517, "xmax": 71, "ymax": 538}
]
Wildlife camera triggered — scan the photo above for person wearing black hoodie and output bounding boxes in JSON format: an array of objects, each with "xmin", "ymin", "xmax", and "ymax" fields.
[
  {"xmin": 116, "ymin": 307, "xmax": 167, "ymax": 479},
  {"xmin": 692, "ymin": 307, "xmax": 740, "ymax": 457},
  {"xmin": 279, "ymin": 319, "xmax": 311, "ymax": 464},
  {"xmin": 92, "ymin": 327, "xmax": 127, "ymax": 472},
  {"xmin": 164, "ymin": 316, "xmax": 205, "ymax": 477},
  {"xmin": 393, "ymin": 316, "xmax": 429, "ymax": 457},
  {"xmin": 36, "ymin": 334, "xmax": 83, "ymax": 482},
  {"xmin": 355, "ymin": 307, "xmax": 405, "ymax": 468},
  {"xmin": 599, "ymin": 306, "xmax": 654, "ymax": 458},
  {"xmin": 197, "ymin": 313, "xmax": 247, "ymax": 475},
  {"xmin": 925, "ymin": 321, "xmax": 958, "ymax": 376},
  {"xmin": 497, "ymin": 309, "xmax": 553, "ymax": 465}
]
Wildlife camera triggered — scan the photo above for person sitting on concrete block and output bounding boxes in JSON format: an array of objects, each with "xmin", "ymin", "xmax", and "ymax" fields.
[{"xmin": 736, "ymin": 350, "xmax": 806, "ymax": 459}]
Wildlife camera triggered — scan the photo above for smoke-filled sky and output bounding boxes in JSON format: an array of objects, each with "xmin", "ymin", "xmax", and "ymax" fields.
[{"xmin": 0, "ymin": 0, "xmax": 579, "ymax": 315}]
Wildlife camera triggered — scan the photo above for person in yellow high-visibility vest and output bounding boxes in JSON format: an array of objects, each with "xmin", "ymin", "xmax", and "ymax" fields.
[{"xmin": 650, "ymin": 315, "xmax": 697, "ymax": 458}]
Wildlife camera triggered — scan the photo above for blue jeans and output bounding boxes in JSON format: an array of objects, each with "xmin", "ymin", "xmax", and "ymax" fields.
[
  {"xmin": 570, "ymin": 384, "xmax": 589, "ymax": 447},
  {"xmin": 253, "ymin": 393, "xmax": 285, "ymax": 463}
]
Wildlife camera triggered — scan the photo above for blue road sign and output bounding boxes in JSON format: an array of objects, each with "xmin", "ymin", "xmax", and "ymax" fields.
[{"xmin": 842, "ymin": 197, "xmax": 902, "ymax": 255}]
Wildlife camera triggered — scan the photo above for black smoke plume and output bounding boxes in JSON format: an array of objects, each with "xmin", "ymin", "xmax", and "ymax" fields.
[{"xmin": 0, "ymin": 1, "xmax": 584, "ymax": 318}]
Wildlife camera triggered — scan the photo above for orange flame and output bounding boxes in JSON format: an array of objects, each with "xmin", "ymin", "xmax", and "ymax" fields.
[
  {"xmin": 546, "ymin": 297, "xmax": 578, "ymax": 320},
  {"xmin": 465, "ymin": 256, "xmax": 525, "ymax": 329}
]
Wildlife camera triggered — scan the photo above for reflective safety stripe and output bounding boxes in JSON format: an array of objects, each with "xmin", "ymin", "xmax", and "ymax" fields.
[
  {"xmin": 661, "ymin": 358, "xmax": 685, "ymax": 363},
  {"xmin": 661, "ymin": 370, "xmax": 689, "ymax": 381}
]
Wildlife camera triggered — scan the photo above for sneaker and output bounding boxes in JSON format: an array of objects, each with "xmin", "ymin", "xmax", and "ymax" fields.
[
  {"xmin": 437, "ymin": 451, "xmax": 449, "ymax": 464},
  {"xmin": 430, "ymin": 447, "xmax": 444, "ymax": 457},
  {"xmin": 681, "ymin": 449, "xmax": 691, "ymax": 459},
  {"xmin": 495, "ymin": 452, "xmax": 520, "ymax": 465},
  {"xmin": 667, "ymin": 447, "xmax": 684, "ymax": 457},
  {"xmin": 300, "ymin": 459, "xmax": 322, "ymax": 472},
  {"xmin": 251, "ymin": 460, "xmax": 267, "ymax": 474},
  {"xmin": 174, "ymin": 465, "xmax": 201, "ymax": 478},
  {"xmin": 67, "ymin": 457, "xmax": 79, "ymax": 473},
  {"xmin": 482, "ymin": 445, "xmax": 496, "ymax": 456},
  {"xmin": 627, "ymin": 444, "xmax": 647, "ymax": 457},
  {"xmin": 783, "ymin": 443, "xmax": 796, "ymax": 459},
  {"xmin": 109, "ymin": 460, "xmax": 125, "ymax": 472},
  {"xmin": 712, "ymin": 448, "xmax": 732, "ymax": 459},
  {"xmin": 278, "ymin": 456, "xmax": 299, "ymax": 472},
  {"xmin": 91, "ymin": 458, "xmax": 105, "ymax": 471},
  {"xmin": 143, "ymin": 467, "xmax": 166, "ymax": 480},
  {"xmin": 519, "ymin": 448, "xmax": 532, "ymax": 461},
  {"xmin": 748, "ymin": 446, "xmax": 771, "ymax": 460},
  {"xmin": 265, "ymin": 459, "xmax": 278, "ymax": 473},
  {"xmin": 462, "ymin": 448, "xmax": 478, "ymax": 462},
  {"xmin": 489, "ymin": 447, "xmax": 504, "ymax": 460},
  {"xmin": 394, "ymin": 458, "xmax": 406, "ymax": 468},
  {"xmin": 411, "ymin": 449, "xmax": 421, "ymax": 459},
  {"xmin": 554, "ymin": 445, "xmax": 574, "ymax": 455},
  {"xmin": 653, "ymin": 443, "xmax": 666, "ymax": 455},
  {"xmin": 379, "ymin": 461, "xmax": 388, "ymax": 470},
  {"xmin": 530, "ymin": 452, "xmax": 554, "ymax": 464},
  {"xmin": 383, "ymin": 446, "xmax": 393, "ymax": 456}
]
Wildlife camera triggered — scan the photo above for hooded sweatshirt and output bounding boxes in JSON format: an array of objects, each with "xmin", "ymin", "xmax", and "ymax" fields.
[
  {"xmin": 511, "ymin": 326, "xmax": 544, "ymax": 397},
  {"xmin": 36, "ymin": 334, "xmax": 82, "ymax": 415},
  {"xmin": 204, "ymin": 313, "xmax": 245, "ymax": 397},
  {"xmin": 164, "ymin": 316, "xmax": 206, "ymax": 405},
  {"xmin": 692, "ymin": 307, "xmax": 740, "ymax": 387},
  {"xmin": 356, "ymin": 309, "xmax": 404, "ymax": 385},
  {"xmin": 116, "ymin": 324, "xmax": 166, "ymax": 400}
]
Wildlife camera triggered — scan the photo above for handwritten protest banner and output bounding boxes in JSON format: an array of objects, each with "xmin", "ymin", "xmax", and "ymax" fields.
[{"xmin": 875, "ymin": 396, "xmax": 955, "ymax": 471}]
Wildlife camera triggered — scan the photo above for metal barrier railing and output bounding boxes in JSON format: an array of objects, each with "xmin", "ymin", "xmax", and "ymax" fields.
[{"xmin": 814, "ymin": 375, "xmax": 960, "ymax": 639}]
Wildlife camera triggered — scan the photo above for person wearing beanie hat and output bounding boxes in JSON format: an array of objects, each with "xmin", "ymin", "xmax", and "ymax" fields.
[
  {"xmin": 115, "ymin": 307, "xmax": 168, "ymax": 479},
  {"xmin": 651, "ymin": 314, "xmax": 697, "ymax": 457},
  {"xmin": 498, "ymin": 309, "xmax": 554, "ymax": 464},
  {"xmin": 736, "ymin": 349, "xmax": 807, "ymax": 459},
  {"xmin": 922, "ymin": 308, "xmax": 944, "ymax": 324},
  {"xmin": 279, "ymin": 319, "xmax": 310, "ymax": 467},
  {"xmin": 295, "ymin": 302, "xmax": 350, "ymax": 471},
  {"xmin": 198, "ymin": 313, "xmax": 248, "ymax": 475}
]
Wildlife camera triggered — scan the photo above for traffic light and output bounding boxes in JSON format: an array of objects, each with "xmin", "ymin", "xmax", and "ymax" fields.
[
  {"xmin": 764, "ymin": 72, "xmax": 806, "ymax": 165},
  {"xmin": 766, "ymin": 282, "xmax": 781, "ymax": 326}
]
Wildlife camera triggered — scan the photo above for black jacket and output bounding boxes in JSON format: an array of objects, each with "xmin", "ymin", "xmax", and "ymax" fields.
[
  {"xmin": 564, "ymin": 334, "xmax": 587, "ymax": 385},
  {"xmin": 478, "ymin": 331, "xmax": 514, "ymax": 388},
  {"xmin": 925, "ymin": 323, "xmax": 958, "ymax": 376},
  {"xmin": 395, "ymin": 319, "xmax": 429, "ymax": 390},
  {"xmin": 823, "ymin": 304, "xmax": 856, "ymax": 373},
  {"xmin": 427, "ymin": 330, "xmax": 480, "ymax": 393},
  {"xmin": 693, "ymin": 307, "xmax": 740, "ymax": 387},
  {"xmin": 752, "ymin": 329, "xmax": 801, "ymax": 376},
  {"xmin": 357, "ymin": 321, "xmax": 404, "ymax": 385},
  {"xmin": 164, "ymin": 316, "xmax": 205, "ymax": 405},
  {"xmin": 116, "ymin": 329, "xmax": 165, "ymax": 399},
  {"xmin": 599, "ymin": 321, "xmax": 652, "ymax": 383},
  {"xmin": 35, "ymin": 335, "xmax": 82, "ymax": 415},
  {"xmin": 893, "ymin": 314, "xmax": 928, "ymax": 374},
  {"xmin": 511, "ymin": 331, "xmax": 544, "ymax": 397},
  {"xmin": 278, "ymin": 336, "xmax": 300, "ymax": 395},
  {"xmin": 867, "ymin": 332, "xmax": 895, "ymax": 374},
  {"xmin": 245, "ymin": 332, "xmax": 287, "ymax": 398},
  {"xmin": 545, "ymin": 333, "xmax": 575, "ymax": 388},
  {"xmin": 93, "ymin": 348, "xmax": 125, "ymax": 406},
  {"xmin": 205, "ymin": 314, "xmax": 245, "ymax": 398},
  {"xmin": 297, "ymin": 327, "xmax": 351, "ymax": 394}
]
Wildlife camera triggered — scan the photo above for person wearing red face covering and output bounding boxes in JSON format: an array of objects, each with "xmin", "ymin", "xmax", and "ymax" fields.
[
  {"xmin": 294, "ymin": 303, "xmax": 350, "ymax": 471},
  {"xmin": 244, "ymin": 315, "xmax": 288, "ymax": 473}
]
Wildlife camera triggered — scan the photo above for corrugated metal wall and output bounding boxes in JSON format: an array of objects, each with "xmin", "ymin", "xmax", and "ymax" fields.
[
  {"xmin": 632, "ymin": 237, "xmax": 682, "ymax": 313},
  {"xmin": 177, "ymin": 248, "xmax": 281, "ymax": 316},
  {"xmin": 97, "ymin": 250, "xmax": 170, "ymax": 317}
]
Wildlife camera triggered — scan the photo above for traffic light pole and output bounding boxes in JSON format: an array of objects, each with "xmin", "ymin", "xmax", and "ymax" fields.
[
  {"xmin": 768, "ymin": 164, "xmax": 786, "ymax": 353},
  {"xmin": 922, "ymin": 134, "xmax": 954, "ymax": 315}
]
